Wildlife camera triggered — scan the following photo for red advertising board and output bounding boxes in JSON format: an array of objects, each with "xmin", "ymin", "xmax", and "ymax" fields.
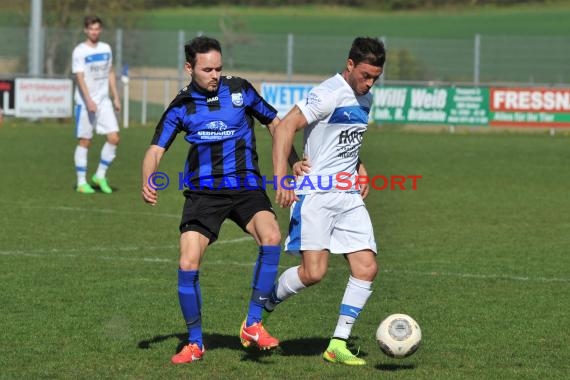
[{"xmin": 489, "ymin": 88, "xmax": 570, "ymax": 127}]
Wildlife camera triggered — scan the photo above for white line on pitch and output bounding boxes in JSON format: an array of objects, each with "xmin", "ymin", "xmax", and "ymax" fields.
[
  {"xmin": 10, "ymin": 204, "xmax": 234, "ymax": 224},
  {"xmin": 0, "ymin": 236, "xmax": 253, "ymax": 258},
  {"xmin": 16, "ymin": 205, "xmax": 181, "ymax": 219},
  {"xmin": 381, "ymin": 269, "xmax": 569, "ymax": 283},
  {"xmin": 1, "ymin": 242, "xmax": 568, "ymax": 283}
]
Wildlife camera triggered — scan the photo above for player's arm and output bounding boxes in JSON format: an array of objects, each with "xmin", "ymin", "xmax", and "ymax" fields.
[
  {"xmin": 108, "ymin": 65, "xmax": 121, "ymax": 112},
  {"xmin": 356, "ymin": 158, "xmax": 370, "ymax": 199},
  {"xmin": 141, "ymin": 145, "xmax": 166, "ymax": 206},
  {"xmin": 75, "ymin": 72, "xmax": 97, "ymax": 113},
  {"xmin": 266, "ymin": 117, "xmax": 306, "ymax": 172},
  {"xmin": 273, "ymin": 105, "xmax": 309, "ymax": 208},
  {"xmin": 142, "ymin": 104, "xmax": 183, "ymax": 205}
]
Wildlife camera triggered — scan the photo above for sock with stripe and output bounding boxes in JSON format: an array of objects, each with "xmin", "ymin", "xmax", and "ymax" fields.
[
  {"xmin": 74, "ymin": 145, "xmax": 88, "ymax": 186},
  {"xmin": 333, "ymin": 275, "xmax": 373, "ymax": 340},
  {"xmin": 95, "ymin": 142, "xmax": 117, "ymax": 178}
]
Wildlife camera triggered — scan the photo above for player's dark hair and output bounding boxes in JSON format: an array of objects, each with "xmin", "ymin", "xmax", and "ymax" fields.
[
  {"xmin": 349, "ymin": 37, "xmax": 386, "ymax": 68},
  {"xmin": 185, "ymin": 36, "xmax": 222, "ymax": 68},
  {"xmin": 84, "ymin": 15, "xmax": 103, "ymax": 28}
]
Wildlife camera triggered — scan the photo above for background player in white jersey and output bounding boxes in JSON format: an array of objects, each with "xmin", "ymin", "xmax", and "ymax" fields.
[
  {"xmin": 72, "ymin": 15, "xmax": 121, "ymax": 194},
  {"xmin": 265, "ymin": 37, "xmax": 385, "ymax": 366}
]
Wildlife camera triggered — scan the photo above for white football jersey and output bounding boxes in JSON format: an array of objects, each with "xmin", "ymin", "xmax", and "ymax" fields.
[
  {"xmin": 72, "ymin": 42, "xmax": 113, "ymax": 104},
  {"xmin": 295, "ymin": 73, "xmax": 373, "ymax": 194}
]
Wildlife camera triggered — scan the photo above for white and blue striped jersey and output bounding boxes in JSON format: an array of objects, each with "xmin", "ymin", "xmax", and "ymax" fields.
[
  {"xmin": 295, "ymin": 73, "xmax": 372, "ymax": 194},
  {"xmin": 72, "ymin": 42, "xmax": 113, "ymax": 105}
]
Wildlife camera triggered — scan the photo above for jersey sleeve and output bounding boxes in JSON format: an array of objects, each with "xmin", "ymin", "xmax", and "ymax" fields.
[
  {"xmin": 243, "ymin": 79, "xmax": 278, "ymax": 125},
  {"xmin": 71, "ymin": 47, "xmax": 84, "ymax": 74},
  {"xmin": 296, "ymin": 85, "xmax": 336, "ymax": 125},
  {"xmin": 150, "ymin": 105, "xmax": 184, "ymax": 150}
]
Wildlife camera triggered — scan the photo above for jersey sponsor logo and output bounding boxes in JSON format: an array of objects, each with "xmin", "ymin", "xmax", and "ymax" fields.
[
  {"xmin": 206, "ymin": 120, "xmax": 228, "ymax": 131},
  {"xmin": 231, "ymin": 92, "xmax": 244, "ymax": 106},
  {"xmin": 336, "ymin": 129, "xmax": 364, "ymax": 158},
  {"xmin": 338, "ymin": 130, "xmax": 364, "ymax": 144},
  {"xmin": 88, "ymin": 64, "xmax": 109, "ymax": 74},
  {"xmin": 197, "ymin": 120, "xmax": 235, "ymax": 140}
]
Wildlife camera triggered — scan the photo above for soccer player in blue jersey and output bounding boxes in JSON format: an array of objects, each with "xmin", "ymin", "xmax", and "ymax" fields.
[
  {"xmin": 265, "ymin": 37, "xmax": 385, "ymax": 366},
  {"xmin": 141, "ymin": 36, "xmax": 297, "ymax": 364}
]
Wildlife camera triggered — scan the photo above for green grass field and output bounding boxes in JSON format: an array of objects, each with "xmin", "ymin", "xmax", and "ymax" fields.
[{"xmin": 1, "ymin": 121, "xmax": 569, "ymax": 378}]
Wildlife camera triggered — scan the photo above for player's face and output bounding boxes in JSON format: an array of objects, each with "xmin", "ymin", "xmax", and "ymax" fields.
[
  {"xmin": 346, "ymin": 59, "xmax": 383, "ymax": 96},
  {"xmin": 84, "ymin": 23, "xmax": 102, "ymax": 44},
  {"xmin": 188, "ymin": 50, "xmax": 223, "ymax": 93}
]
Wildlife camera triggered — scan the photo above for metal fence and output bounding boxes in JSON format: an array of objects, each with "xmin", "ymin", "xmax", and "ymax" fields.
[
  {"xmin": 2, "ymin": 27, "xmax": 570, "ymax": 124},
  {"xmin": 2, "ymin": 27, "xmax": 570, "ymax": 84}
]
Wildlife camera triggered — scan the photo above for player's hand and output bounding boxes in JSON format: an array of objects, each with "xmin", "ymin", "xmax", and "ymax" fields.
[
  {"xmin": 113, "ymin": 98, "xmax": 121, "ymax": 113},
  {"xmin": 275, "ymin": 185, "xmax": 298, "ymax": 208},
  {"xmin": 86, "ymin": 98, "xmax": 97, "ymax": 113},
  {"xmin": 358, "ymin": 163, "xmax": 370, "ymax": 199},
  {"xmin": 141, "ymin": 182, "xmax": 158, "ymax": 205},
  {"xmin": 293, "ymin": 157, "xmax": 311, "ymax": 177}
]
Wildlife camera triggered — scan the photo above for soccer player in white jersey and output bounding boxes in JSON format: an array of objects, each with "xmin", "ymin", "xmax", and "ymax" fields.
[
  {"xmin": 266, "ymin": 37, "xmax": 385, "ymax": 365},
  {"xmin": 72, "ymin": 15, "xmax": 121, "ymax": 194}
]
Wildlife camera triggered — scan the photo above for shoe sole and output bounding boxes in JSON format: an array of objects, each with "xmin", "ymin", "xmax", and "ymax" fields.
[
  {"xmin": 323, "ymin": 351, "xmax": 366, "ymax": 366},
  {"xmin": 171, "ymin": 357, "xmax": 202, "ymax": 364}
]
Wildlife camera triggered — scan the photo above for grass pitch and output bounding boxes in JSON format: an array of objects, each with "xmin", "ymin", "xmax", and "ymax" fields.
[{"xmin": 0, "ymin": 121, "xmax": 569, "ymax": 379}]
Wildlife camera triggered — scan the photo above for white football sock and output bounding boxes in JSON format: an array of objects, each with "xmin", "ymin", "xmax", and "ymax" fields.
[
  {"xmin": 264, "ymin": 265, "xmax": 306, "ymax": 311},
  {"xmin": 74, "ymin": 145, "xmax": 88, "ymax": 186},
  {"xmin": 95, "ymin": 142, "xmax": 117, "ymax": 178},
  {"xmin": 276, "ymin": 265, "xmax": 306, "ymax": 300},
  {"xmin": 333, "ymin": 276, "xmax": 373, "ymax": 340}
]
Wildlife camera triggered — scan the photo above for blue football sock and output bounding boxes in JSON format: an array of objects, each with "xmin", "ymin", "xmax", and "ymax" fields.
[
  {"xmin": 178, "ymin": 269, "xmax": 202, "ymax": 347},
  {"xmin": 246, "ymin": 245, "xmax": 280, "ymax": 326}
]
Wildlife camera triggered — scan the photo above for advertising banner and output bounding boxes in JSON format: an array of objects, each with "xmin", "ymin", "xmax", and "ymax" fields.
[
  {"xmin": 260, "ymin": 82, "xmax": 570, "ymax": 128},
  {"xmin": 261, "ymin": 82, "xmax": 316, "ymax": 118},
  {"xmin": 489, "ymin": 88, "xmax": 570, "ymax": 127},
  {"xmin": 15, "ymin": 78, "xmax": 73, "ymax": 118},
  {"xmin": 371, "ymin": 86, "xmax": 489, "ymax": 126}
]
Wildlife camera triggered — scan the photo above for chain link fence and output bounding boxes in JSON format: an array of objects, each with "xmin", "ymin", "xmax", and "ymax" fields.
[
  {"xmin": 2, "ymin": 27, "xmax": 569, "ymax": 123},
  {"xmin": 2, "ymin": 27, "xmax": 570, "ymax": 84}
]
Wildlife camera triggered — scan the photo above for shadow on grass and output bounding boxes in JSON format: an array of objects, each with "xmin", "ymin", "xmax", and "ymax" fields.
[
  {"xmin": 138, "ymin": 333, "xmax": 363, "ymax": 359},
  {"xmin": 375, "ymin": 363, "xmax": 416, "ymax": 371}
]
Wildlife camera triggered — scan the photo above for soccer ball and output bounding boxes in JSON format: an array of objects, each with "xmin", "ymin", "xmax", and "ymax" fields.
[{"xmin": 376, "ymin": 313, "xmax": 421, "ymax": 358}]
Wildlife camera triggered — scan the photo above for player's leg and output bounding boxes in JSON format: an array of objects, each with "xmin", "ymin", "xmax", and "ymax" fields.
[
  {"xmin": 244, "ymin": 210, "xmax": 281, "ymax": 325},
  {"xmin": 324, "ymin": 195, "xmax": 378, "ymax": 365},
  {"xmin": 323, "ymin": 249, "xmax": 377, "ymax": 366},
  {"xmin": 172, "ymin": 192, "xmax": 230, "ymax": 364},
  {"xmin": 264, "ymin": 193, "xmax": 334, "ymax": 312},
  {"xmin": 171, "ymin": 231, "xmax": 209, "ymax": 364},
  {"xmin": 92, "ymin": 98, "xmax": 119, "ymax": 193},
  {"xmin": 264, "ymin": 249, "xmax": 329, "ymax": 313},
  {"xmin": 333, "ymin": 250, "xmax": 377, "ymax": 341},
  {"xmin": 74, "ymin": 104, "xmax": 95, "ymax": 193},
  {"xmin": 231, "ymin": 190, "xmax": 281, "ymax": 349}
]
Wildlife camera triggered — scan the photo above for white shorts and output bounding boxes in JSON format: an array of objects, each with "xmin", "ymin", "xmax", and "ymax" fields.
[
  {"xmin": 285, "ymin": 192, "xmax": 378, "ymax": 255},
  {"xmin": 74, "ymin": 97, "xmax": 119, "ymax": 139}
]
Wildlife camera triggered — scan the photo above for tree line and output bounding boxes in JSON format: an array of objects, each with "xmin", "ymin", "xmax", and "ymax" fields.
[{"xmin": 144, "ymin": 0, "xmax": 549, "ymax": 10}]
